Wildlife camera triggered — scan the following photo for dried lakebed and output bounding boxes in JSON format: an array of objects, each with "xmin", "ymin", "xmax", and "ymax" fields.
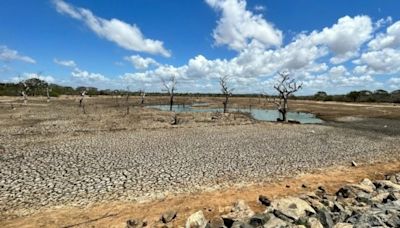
[{"xmin": 1, "ymin": 122, "xmax": 400, "ymax": 218}]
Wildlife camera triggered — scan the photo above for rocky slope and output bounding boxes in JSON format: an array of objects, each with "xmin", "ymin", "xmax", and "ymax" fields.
[{"xmin": 129, "ymin": 173, "xmax": 400, "ymax": 227}]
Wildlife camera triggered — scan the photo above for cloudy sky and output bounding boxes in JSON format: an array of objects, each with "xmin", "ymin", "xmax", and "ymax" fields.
[{"xmin": 1, "ymin": 0, "xmax": 400, "ymax": 94}]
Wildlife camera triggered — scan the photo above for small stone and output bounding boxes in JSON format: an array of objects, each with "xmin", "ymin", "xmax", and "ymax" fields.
[
  {"xmin": 360, "ymin": 178, "xmax": 375, "ymax": 190},
  {"xmin": 371, "ymin": 192, "xmax": 390, "ymax": 204},
  {"xmin": 221, "ymin": 200, "xmax": 254, "ymax": 224},
  {"xmin": 305, "ymin": 198, "xmax": 326, "ymax": 211},
  {"xmin": 206, "ymin": 217, "xmax": 225, "ymax": 228},
  {"xmin": 332, "ymin": 202, "xmax": 345, "ymax": 213},
  {"xmin": 316, "ymin": 186, "xmax": 327, "ymax": 198},
  {"xmin": 374, "ymin": 180, "xmax": 400, "ymax": 191},
  {"xmin": 232, "ymin": 200, "xmax": 250, "ymax": 212},
  {"xmin": 333, "ymin": 223, "xmax": 353, "ymax": 228},
  {"xmin": 271, "ymin": 197, "xmax": 316, "ymax": 221},
  {"xmin": 185, "ymin": 210, "xmax": 207, "ymax": 228},
  {"xmin": 259, "ymin": 195, "xmax": 271, "ymax": 206},
  {"xmin": 126, "ymin": 219, "xmax": 146, "ymax": 228},
  {"xmin": 317, "ymin": 209, "xmax": 334, "ymax": 228},
  {"xmin": 307, "ymin": 217, "xmax": 323, "ymax": 228},
  {"xmin": 347, "ymin": 183, "xmax": 374, "ymax": 194},
  {"xmin": 273, "ymin": 209, "xmax": 294, "ymax": 222},
  {"xmin": 249, "ymin": 213, "xmax": 270, "ymax": 226},
  {"xmin": 222, "ymin": 200, "xmax": 254, "ymax": 222},
  {"xmin": 385, "ymin": 173, "xmax": 400, "ymax": 184},
  {"xmin": 231, "ymin": 221, "xmax": 252, "ymax": 228},
  {"xmin": 336, "ymin": 187, "xmax": 356, "ymax": 199},
  {"xmin": 355, "ymin": 192, "xmax": 372, "ymax": 205},
  {"xmin": 383, "ymin": 192, "xmax": 398, "ymax": 203},
  {"xmin": 264, "ymin": 214, "xmax": 288, "ymax": 227},
  {"xmin": 221, "ymin": 217, "xmax": 235, "ymax": 228},
  {"xmin": 161, "ymin": 210, "xmax": 177, "ymax": 223},
  {"xmin": 296, "ymin": 217, "xmax": 308, "ymax": 226},
  {"xmin": 351, "ymin": 161, "xmax": 358, "ymax": 167}
]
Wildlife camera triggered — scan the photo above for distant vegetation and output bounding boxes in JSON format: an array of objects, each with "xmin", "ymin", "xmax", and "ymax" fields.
[
  {"xmin": 1, "ymin": 78, "xmax": 399, "ymax": 103},
  {"xmin": 297, "ymin": 90, "xmax": 400, "ymax": 103}
]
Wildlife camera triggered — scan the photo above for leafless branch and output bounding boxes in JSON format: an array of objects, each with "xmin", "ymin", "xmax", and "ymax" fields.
[
  {"xmin": 161, "ymin": 75, "xmax": 177, "ymax": 111},
  {"xmin": 220, "ymin": 75, "xmax": 234, "ymax": 113},
  {"xmin": 271, "ymin": 71, "xmax": 303, "ymax": 122}
]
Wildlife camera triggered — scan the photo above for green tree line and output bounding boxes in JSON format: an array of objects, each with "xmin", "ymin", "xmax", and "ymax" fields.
[{"xmin": 1, "ymin": 78, "xmax": 399, "ymax": 103}]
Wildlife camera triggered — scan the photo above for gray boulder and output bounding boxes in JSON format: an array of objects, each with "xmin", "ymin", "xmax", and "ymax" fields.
[
  {"xmin": 249, "ymin": 213, "xmax": 270, "ymax": 227},
  {"xmin": 317, "ymin": 209, "xmax": 334, "ymax": 228},
  {"xmin": 263, "ymin": 214, "xmax": 289, "ymax": 228},
  {"xmin": 161, "ymin": 210, "xmax": 177, "ymax": 223},
  {"xmin": 271, "ymin": 197, "xmax": 316, "ymax": 221},
  {"xmin": 222, "ymin": 200, "xmax": 254, "ymax": 224},
  {"xmin": 307, "ymin": 217, "xmax": 323, "ymax": 228},
  {"xmin": 186, "ymin": 210, "xmax": 208, "ymax": 228}
]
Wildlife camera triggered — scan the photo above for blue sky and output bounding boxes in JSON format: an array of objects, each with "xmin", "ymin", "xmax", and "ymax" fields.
[{"xmin": 1, "ymin": 0, "xmax": 400, "ymax": 94}]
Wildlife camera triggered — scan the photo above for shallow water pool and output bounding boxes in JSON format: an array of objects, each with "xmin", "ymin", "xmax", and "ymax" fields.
[{"xmin": 148, "ymin": 104, "xmax": 323, "ymax": 124}]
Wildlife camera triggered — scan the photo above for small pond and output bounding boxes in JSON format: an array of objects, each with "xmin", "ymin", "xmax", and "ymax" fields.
[{"xmin": 148, "ymin": 104, "xmax": 323, "ymax": 124}]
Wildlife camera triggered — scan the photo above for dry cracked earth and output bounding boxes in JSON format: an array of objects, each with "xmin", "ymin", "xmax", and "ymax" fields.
[{"xmin": 1, "ymin": 119, "xmax": 400, "ymax": 218}]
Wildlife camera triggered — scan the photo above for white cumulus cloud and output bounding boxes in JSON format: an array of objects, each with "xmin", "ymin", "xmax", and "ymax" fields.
[
  {"xmin": 356, "ymin": 48, "xmax": 400, "ymax": 74},
  {"xmin": 205, "ymin": 0, "xmax": 282, "ymax": 51},
  {"xmin": 72, "ymin": 68, "xmax": 108, "ymax": 82},
  {"xmin": 368, "ymin": 20, "xmax": 400, "ymax": 50},
  {"xmin": 53, "ymin": 0, "xmax": 171, "ymax": 57},
  {"xmin": 54, "ymin": 58, "xmax": 77, "ymax": 67},
  {"xmin": 0, "ymin": 46, "xmax": 36, "ymax": 64},
  {"xmin": 312, "ymin": 16, "xmax": 373, "ymax": 64},
  {"xmin": 124, "ymin": 55, "xmax": 159, "ymax": 70},
  {"xmin": 11, "ymin": 73, "xmax": 55, "ymax": 83}
]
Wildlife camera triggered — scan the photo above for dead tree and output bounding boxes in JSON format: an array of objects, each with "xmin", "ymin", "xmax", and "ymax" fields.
[
  {"xmin": 219, "ymin": 75, "xmax": 233, "ymax": 113},
  {"xmin": 125, "ymin": 86, "xmax": 130, "ymax": 115},
  {"xmin": 113, "ymin": 90, "xmax": 120, "ymax": 107},
  {"xmin": 271, "ymin": 72, "xmax": 302, "ymax": 122},
  {"xmin": 46, "ymin": 84, "xmax": 52, "ymax": 103},
  {"xmin": 20, "ymin": 80, "xmax": 29, "ymax": 105},
  {"xmin": 79, "ymin": 90, "xmax": 86, "ymax": 114},
  {"xmin": 139, "ymin": 90, "xmax": 146, "ymax": 105},
  {"xmin": 161, "ymin": 75, "xmax": 177, "ymax": 111}
]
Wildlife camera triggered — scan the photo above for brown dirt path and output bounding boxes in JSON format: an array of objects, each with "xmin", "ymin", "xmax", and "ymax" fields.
[{"xmin": 2, "ymin": 160, "xmax": 400, "ymax": 228}]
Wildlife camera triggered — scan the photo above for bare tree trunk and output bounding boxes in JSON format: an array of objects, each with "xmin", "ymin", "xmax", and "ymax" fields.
[
  {"xmin": 171, "ymin": 113, "xmax": 178, "ymax": 125},
  {"xmin": 248, "ymin": 98, "xmax": 252, "ymax": 110},
  {"xmin": 22, "ymin": 91, "xmax": 27, "ymax": 105},
  {"xmin": 140, "ymin": 91, "xmax": 145, "ymax": 105},
  {"xmin": 79, "ymin": 91, "xmax": 86, "ymax": 114},
  {"xmin": 282, "ymin": 97, "xmax": 288, "ymax": 121},
  {"xmin": 126, "ymin": 92, "xmax": 130, "ymax": 115},
  {"xmin": 220, "ymin": 75, "xmax": 233, "ymax": 113},
  {"xmin": 46, "ymin": 87, "xmax": 50, "ymax": 103},
  {"xmin": 161, "ymin": 75, "xmax": 177, "ymax": 111},
  {"xmin": 272, "ymin": 72, "xmax": 302, "ymax": 122},
  {"xmin": 279, "ymin": 106, "xmax": 287, "ymax": 122},
  {"xmin": 223, "ymin": 95, "xmax": 229, "ymax": 113},
  {"xmin": 169, "ymin": 94, "xmax": 174, "ymax": 111}
]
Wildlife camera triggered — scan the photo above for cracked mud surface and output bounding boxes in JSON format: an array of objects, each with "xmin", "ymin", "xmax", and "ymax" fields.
[{"xmin": 1, "ymin": 122, "xmax": 399, "ymax": 217}]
